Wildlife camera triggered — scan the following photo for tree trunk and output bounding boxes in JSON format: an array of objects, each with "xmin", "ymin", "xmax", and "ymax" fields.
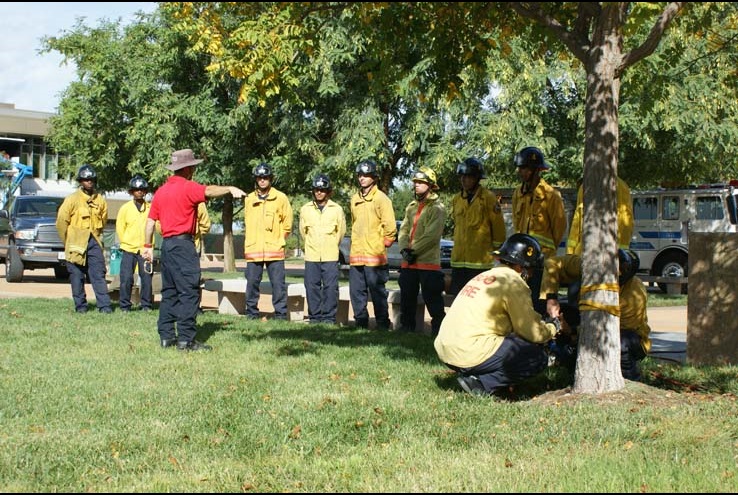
[
  {"xmin": 222, "ymin": 197, "xmax": 237, "ymax": 273},
  {"xmin": 572, "ymin": 5, "xmax": 625, "ymax": 394}
]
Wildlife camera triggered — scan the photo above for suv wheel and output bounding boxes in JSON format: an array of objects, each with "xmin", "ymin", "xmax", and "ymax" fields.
[
  {"xmin": 6, "ymin": 242, "xmax": 24, "ymax": 283},
  {"xmin": 653, "ymin": 251, "xmax": 687, "ymax": 295}
]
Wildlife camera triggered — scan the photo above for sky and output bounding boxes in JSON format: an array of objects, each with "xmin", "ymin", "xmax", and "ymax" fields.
[{"xmin": 1, "ymin": 2, "xmax": 158, "ymax": 114}]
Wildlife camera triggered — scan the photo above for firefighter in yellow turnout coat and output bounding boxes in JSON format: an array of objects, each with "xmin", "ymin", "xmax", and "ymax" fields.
[
  {"xmin": 511, "ymin": 147, "xmax": 567, "ymax": 258},
  {"xmin": 448, "ymin": 157, "xmax": 507, "ymax": 296},
  {"xmin": 541, "ymin": 249, "xmax": 651, "ymax": 380},
  {"xmin": 511, "ymin": 147, "xmax": 567, "ymax": 312},
  {"xmin": 349, "ymin": 159, "xmax": 396, "ymax": 330},
  {"xmin": 299, "ymin": 174, "xmax": 346, "ymax": 324},
  {"xmin": 566, "ymin": 176, "xmax": 634, "ymax": 256},
  {"xmin": 435, "ymin": 234, "xmax": 560, "ymax": 397},
  {"xmin": 115, "ymin": 175, "xmax": 154, "ymax": 312},
  {"xmin": 562, "ymin": 176, "xmax": 633, "ymax": 304},
  {"xmin": 243, "ymin": 163, "xmax": 293, "ymax": 320},
  {"xmin": 56, "ymin": 164, "xmax": 112, "ymax": 313}
]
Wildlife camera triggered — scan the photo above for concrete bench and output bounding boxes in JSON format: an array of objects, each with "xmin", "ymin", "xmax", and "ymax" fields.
[
  {"xmin": 202, "ymin": 253, "xmax": 225, "ymax": 262},
  {"xmin": 202, "ymin": 278, "xmax": 305, "ymax": 321},
  {"xmin": 203, "ymin": 279, "xmax": 352, "ymax": 324},
  {"xmin": 387, "ymin": 289, "xmax": 455, "ymax": 334}
]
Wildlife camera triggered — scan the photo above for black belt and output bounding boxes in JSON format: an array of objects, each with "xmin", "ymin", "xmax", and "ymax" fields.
[{"xmin": 165, "ymin": 234, "xmax": 194, "ymax": 240}]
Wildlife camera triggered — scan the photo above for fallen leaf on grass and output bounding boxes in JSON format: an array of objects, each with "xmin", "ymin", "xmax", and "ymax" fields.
[{"xmin": 289, "ymin": 425, "xmax": 301, "ymax": 439}]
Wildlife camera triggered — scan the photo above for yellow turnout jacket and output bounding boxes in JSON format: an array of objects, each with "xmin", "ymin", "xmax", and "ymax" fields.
[
  {"xmin": 243, "ymin": 187, "xmax": 293, "ymax": 262},
  {"xmin": 56, "ymin": 189, "xmax": 108, "ymax": 266},
  {"xmin": 434, "ymin": 265, "xmax": 558, "ymax": 368},
  {"xmin": 450, "ymin": 186, "xmax": 506, "ymax": 270}
]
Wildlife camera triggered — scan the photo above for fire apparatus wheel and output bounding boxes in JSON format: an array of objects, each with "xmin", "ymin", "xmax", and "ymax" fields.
[
  {"xmin": 653, "ymin": 251, "xmax": 687, "ymax": 295},
  {"xmin": 54, "ymin": 264, "xmax": 69, "ymax": 280},
  {"xmin": 5, "ymin": 241, "xmax": 24, "ymax": 283}
]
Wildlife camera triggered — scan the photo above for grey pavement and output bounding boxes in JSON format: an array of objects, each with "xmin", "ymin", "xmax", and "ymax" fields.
[
  {"xmin": 649, "ymin": 331, "xmax": 687, "ymax": 365},
  {"xmin": 646, "ymin": 306, "xmax": 687, "ymax": 364}
]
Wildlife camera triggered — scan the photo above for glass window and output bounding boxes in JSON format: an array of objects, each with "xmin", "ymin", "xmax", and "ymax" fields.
[
  {"xmin": 662, "ymin": 196, "xmax": 680, "ymax": 220},
  {"xmin": 695, "ymin": 196, "xmax": 724, "ymax": 220},
  {"xmin": 44, "ymin": 153, "xmax": 59, "ymax": 180},
  {"xmin": 633, "ymin": 196, "xmax": 657, "ymax": 220}
]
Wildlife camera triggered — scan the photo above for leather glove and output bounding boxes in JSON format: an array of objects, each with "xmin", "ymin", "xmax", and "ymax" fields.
[
  {"xmin": 544, "ymin": 315, "xmax": 562, "ymax": 335},
  {"xmin": 400, "ymin": 248, "xmax": 417, "ymax": 264}
]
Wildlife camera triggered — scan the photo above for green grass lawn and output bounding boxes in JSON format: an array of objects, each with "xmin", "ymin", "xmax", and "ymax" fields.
[{"xmin": 0, "ymin": 297, "xmax": 734, "ymax": 492}]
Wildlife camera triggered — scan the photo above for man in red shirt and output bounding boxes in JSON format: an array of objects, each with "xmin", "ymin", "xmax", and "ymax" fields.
[{"xmin": 142, "ymin": 149, "xmax": 245, "ymax": 351}]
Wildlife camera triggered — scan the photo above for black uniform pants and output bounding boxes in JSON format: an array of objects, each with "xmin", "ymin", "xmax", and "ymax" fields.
[
  {"xmin": 349, "ymin": 264, "xmax": 390, "ymax": 329},
  {"xmin": 451, "ymin": 333, "xmax": 549, "ymax": 393},
  {"xmin": 119, "ymin": 250, "xmax": 153, "ymax": 310},
  {"xmin": 398, "ymin": 267, "xmax": 446, "ymax": 334},
  {"xmin": 304, "ymin": 260, "xmax": 340, "ymax": 324},
  {"xmin": 158, "ymin": 237, "xmax": 200, "ymax": 343},
  {"xmin": 67, "ymin": 237, "xmax": 111, "ymax": 312},
  {"xmin": 245, "ymin": 260, "xmax": 287, "ymax": 319}
]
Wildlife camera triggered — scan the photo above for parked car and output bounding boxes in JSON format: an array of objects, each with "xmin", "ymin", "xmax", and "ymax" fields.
[
  {"xmin": 339, "ymin": 221, "xmax": 453, "ymax": 270},
  {"xmin": 0, "ymin": 195, "xmax": 68, "ymax": 282}
]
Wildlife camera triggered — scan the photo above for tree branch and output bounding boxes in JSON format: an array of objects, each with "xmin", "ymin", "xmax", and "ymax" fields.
[
  {"xmin": 618, "ymin": 2, "xmax": 686, "ymax": 75},
  {"xmin": 508, "ymin": 2, "xmax": 591, "ymax": 62}
]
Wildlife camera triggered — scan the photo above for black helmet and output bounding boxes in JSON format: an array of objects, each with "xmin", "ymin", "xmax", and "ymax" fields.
[
  {"xmin": 253, "ymin": 162, "xmax": 273, "ymax": 178},
  {"xmin": 455, "ymin": 157, "xmax": 486, "ymax": 178},
  {"xmin": 128, "ymin": 174, "xmax": 148, "ymax": 190},
  {"xmin": 618, "ymin": 249, "xmax": 640, "ymax": 285},
  {"xmin": 76, "ymin": 164, "xmax": 97, "ymax": 181},
  {"xmin": 312, "ymin": 174, "xmax": 332, "ymax": 191},
  {"xmin": 514, "ymin": 147, "xmax": 550, "ymax": 170},
  {"xmin": 355, "ymin": 159, "xmax": 379, "ymax": 178},
  {"xmin": 493, "ymin": 233, "xmax": 544, "ymax": 269}
]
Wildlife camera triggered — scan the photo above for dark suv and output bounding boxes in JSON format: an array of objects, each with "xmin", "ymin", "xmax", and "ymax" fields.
[
  {"xmin": 339, "ymin": 221, "xmax": 453, "ymax": 270},
  {"xmin": 0, "ymin": 195, "xmax": 68, "ymax": 282}
]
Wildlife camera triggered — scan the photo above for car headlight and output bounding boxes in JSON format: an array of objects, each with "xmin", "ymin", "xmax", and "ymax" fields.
[{"xmin": 14, "ymin": 229, "xmax": 36, "ymax": 240}]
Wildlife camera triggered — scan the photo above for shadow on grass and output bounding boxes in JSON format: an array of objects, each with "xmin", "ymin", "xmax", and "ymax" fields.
[
  {"xmin": 196, "ymin": 316, "xmax": 442, "ymax": 365},
  {"xmin": 193, "ymin": 313, "xmax": 738, "ymax": 399},
  {"xmin": 196, "ymin": 316, "xmax": 577, "ymax": 400}
]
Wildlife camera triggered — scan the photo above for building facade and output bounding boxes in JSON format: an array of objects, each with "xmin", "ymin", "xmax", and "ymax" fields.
[
  {"xmin": 1, "ymin": 101, "xmax": 129, "ymax": 215},
  {"xmin": 0, "ymin": 102, "xmax": 64, "ymax": 183}
]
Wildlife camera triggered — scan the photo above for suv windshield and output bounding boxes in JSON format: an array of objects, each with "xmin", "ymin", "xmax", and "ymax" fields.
[{"xmin": 13, "ymin": 197, "xmax": 64, "ymax": 216}]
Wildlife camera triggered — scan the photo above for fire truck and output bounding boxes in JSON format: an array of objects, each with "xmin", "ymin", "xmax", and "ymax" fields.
[{"xmin": 630, "ymin": 181, "xmax": 738, "ymax": 292}]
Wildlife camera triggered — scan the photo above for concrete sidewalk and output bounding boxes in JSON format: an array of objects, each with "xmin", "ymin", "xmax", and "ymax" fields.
[{"xmin": 649, "ymin": 331, "xmax": 687, "ymax": 364}]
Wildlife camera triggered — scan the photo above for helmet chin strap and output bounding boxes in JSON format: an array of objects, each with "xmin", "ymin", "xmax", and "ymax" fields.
[{"xmin": 414, "ymin": 189, "xmax": 429, "ymax": 201}]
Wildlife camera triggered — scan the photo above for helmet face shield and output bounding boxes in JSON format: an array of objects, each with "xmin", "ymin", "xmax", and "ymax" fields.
[
  {"xmin": 355, "ymin": 160, "xmax": 378, "ymax": 177},
  {"xmin": 412, "ymin": 170, "xmax": 430, "ymax": 183},
  {"xmin": 129, "ymin": 175, "xmax": 148, "ymax": 190},
  {"xmin": 253, "ymin": 163, "xmax": 273, "ymax": 178},
  {"xmin": 312, "ymin": 174, "xmax": 331, "ymax": 191},
  {"xmin": 412, "ymin": 167, "xmax": 439, "ymax": 190},
  {"xmin": 76, "ymin": 164, "xmax": 97, "ymax": 181},
  {"xmin": 514, "ymin": 147, "xmax": 550, "ymax": 170},
  {"xmin": 455, "ymin": 157, "xmax": 485, "ymax": 178}
]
